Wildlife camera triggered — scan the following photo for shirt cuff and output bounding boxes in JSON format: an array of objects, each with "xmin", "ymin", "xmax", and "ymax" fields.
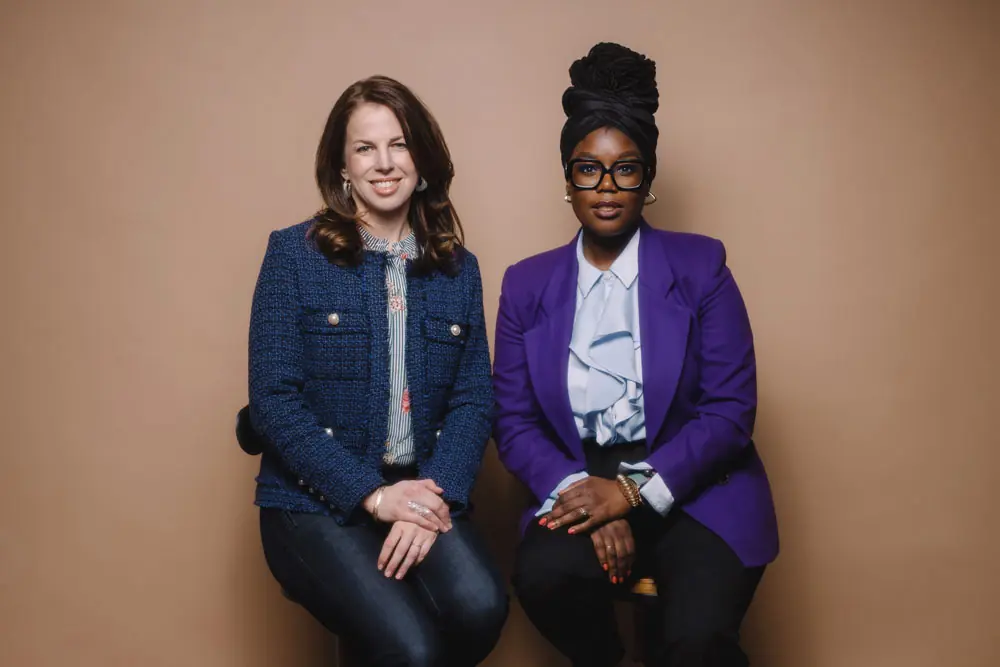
[
  {"xmin": 618, "ymin": 461, "xmax": 674, "ymax": 516},
  {"xmin": 535, "ymin": 471, "xmax": 589, "ymax": 516}
]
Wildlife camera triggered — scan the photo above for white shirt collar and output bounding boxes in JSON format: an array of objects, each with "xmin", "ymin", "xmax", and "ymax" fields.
[{"xmin": 576, "ymin": 227, "xmax": 641, "ymax": 297}]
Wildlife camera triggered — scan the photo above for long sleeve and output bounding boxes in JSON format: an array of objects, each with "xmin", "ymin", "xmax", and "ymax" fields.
[
  {"xmin": 493, "ymin": 268, "xmax": 584, "ymax": 503},
  {"xmin": 617, "ymin": 462, "xmax": 675, "ymax": 515},
  {"xmin": 644, "ymin": 240, "xmax": 757, "ymax": 502},
  {"xmin": 535, "ymin": 471, "xmax": 589, "ymax": 516},
  {"xmin": 248, "ymin": 230, "xmax": 385, "ymax": 518},
  {"xmin": 420, "ymin": 253, "xmax": 494, "ymax": 509}
]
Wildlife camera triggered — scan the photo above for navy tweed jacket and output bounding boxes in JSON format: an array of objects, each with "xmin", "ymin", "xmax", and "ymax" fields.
[{"xmin": 248, "ymin": 220, "xmax": 493, "ymax": 522}]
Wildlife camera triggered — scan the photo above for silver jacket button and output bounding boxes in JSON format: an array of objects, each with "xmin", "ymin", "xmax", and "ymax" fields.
[
  {"xmin": 298, "ymin": 479, "xmax": 306, "ymax": 487},
  {"xmin": 449, "ymin": 324, "xmax": 462, "ymax": 337},
  {"xmin": 327, "ymin": 312, "xmax": 340, "ymax": 326},
  {"xmin": 325, "ymin": 427, "xmax": 333, "ymax": 436}
]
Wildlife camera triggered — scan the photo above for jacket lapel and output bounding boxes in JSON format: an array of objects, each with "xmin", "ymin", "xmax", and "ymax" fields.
[
  {"xmin": 524, "ymin": 239, "xmax": 584, "ymax": 461},
  {"xmin": 638, "ymin": 223, "xmax": 691, "ymax": 447}
]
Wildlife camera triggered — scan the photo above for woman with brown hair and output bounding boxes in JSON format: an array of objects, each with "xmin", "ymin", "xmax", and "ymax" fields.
[{"xmin": 246, "ymin": 75, "xmax": 506, "ymax": 666}]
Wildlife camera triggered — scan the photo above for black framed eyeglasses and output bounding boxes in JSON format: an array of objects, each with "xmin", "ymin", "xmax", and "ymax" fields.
[{"xmin": 565, "ymin": 159, "xmax": 647, "ymax": 191}]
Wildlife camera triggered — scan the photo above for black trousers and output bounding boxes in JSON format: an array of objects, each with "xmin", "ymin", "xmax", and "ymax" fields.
[
  {"xmin": 260, "ymin": 472, "xmax": 508, "ymax": 666},
  {"xmin": 513, "ymin": 442, "xmax": 765, "ymax": 667}
]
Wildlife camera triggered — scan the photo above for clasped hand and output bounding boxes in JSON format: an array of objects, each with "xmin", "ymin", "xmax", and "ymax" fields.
[
  {"xmin": 541, "ymin": 476, "xmax": 631, "ymax": 533},
  {"xmin": 541, "ymin": 477, "xmax": 636, "ymax": 584},
  {"xmin": 363, "ymin": 479, "xmax": 451, "ymax": 579}
]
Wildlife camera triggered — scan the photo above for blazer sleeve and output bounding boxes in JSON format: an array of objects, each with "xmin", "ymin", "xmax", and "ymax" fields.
[
  {"xmin": 248, "ymin": 230, "xmax": 385, "ymax": 518},
  {"xmin": 493, "ymin": 267, "xmax": 585, "ymax": 503},
  {"xmin": 419, "ymin": 252, "xmax": 494, "ymax": 509},
  {"xmin": 644, "ymin": 239, "xmax": 757, "ymax": 502}
]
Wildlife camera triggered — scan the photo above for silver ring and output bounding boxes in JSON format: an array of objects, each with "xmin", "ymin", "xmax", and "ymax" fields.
[
  {"xmin": 578, "ymin": 507, "xmax": 589, "ymax": 518},
  {"xmin": 606, "ymin": 543, "xmax": 615, "ymax": 552},
  {"xmin": 407, "ymin": 500, "xmax": 432, "ymax": 518}
]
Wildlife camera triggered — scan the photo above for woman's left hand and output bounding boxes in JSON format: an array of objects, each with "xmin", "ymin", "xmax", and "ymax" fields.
[
  {"xmin": 544, "ymin": 477, "xmax": 631, "ymax": 533},
  {"xmin": 379, "ymin": 521, "xmax": 438, "ymax": 580}
]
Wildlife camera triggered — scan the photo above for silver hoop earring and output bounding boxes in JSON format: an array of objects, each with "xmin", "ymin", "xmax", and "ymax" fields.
[
  {"xmin": 343, "ymin": 180, "xmax": 352, "ymax": 197},
  {"xmin": 564, "ymin": 194, "xmax": 572, "ymax": 203},
  {"xmin": 645, "ymin": 191, "xmax": 658, "ymax": 205},
  {"xmin": 415, "ymin": 177, "xmax": 428, "ymax": 192}
]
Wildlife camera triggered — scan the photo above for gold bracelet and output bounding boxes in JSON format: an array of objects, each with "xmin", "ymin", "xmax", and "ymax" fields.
[
  {"xmin": 616, "ymin": 474, "xmax": 642, "ymax": 508},
  {"xmin": 372, "ymin": 486, "xmax": 386, "ymax": 522}
]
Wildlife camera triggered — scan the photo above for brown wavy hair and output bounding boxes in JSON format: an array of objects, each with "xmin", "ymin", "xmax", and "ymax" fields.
[{"xmin": 310, "ymin": 76, "xmax": 464, "ymax": 274}]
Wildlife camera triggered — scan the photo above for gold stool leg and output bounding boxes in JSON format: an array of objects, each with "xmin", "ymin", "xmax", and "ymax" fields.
[{"xmin": 630, "ymin": 577, "xmax": 659, "ymax": 665}]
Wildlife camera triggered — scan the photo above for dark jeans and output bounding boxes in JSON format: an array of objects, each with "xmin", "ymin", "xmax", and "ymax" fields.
[
  {"xmin": 513, "ymin": 441, "xmax": 765, "ymax": 667},
  {"xmin": 260, "ymin": 506, "xmax": 508, "ymax": 667}
]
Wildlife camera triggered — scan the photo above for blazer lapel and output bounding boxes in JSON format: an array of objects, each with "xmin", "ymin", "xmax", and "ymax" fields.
[
  {"xmin": 524, "ymin": 239, "xmax": 584, "ymax": 461},
  {"xmin": 638, "ymin": 223, "xmax": 692, "ymax": 446}
]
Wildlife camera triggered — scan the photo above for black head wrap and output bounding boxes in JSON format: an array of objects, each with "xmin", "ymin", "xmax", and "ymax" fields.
[{"xmin": 560, "ymin": 42, "xmax": 659, "ymax": 180}]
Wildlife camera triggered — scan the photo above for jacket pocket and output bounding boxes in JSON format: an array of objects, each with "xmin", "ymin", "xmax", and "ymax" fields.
[
  {"xmin": 423, "ymin": 315, "xmax": 468, "ymax": 387},
  {"xmin": 300, "ymin": 309, "xmax": 370, "ymax": 380}
]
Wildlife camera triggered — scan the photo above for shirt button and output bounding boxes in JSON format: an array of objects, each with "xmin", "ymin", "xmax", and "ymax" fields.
[
  {"xmin": 327, "ymin": 313, "xmax": 340, "ymax": 326},
  {"xmin": 449, "ymin": 324, "xmax": 462, "ymax": 337},
  {"xmin": 324, "ymin": 427, "xmax": 333, "ymax": 436},
  {"xmin": 297, "ymin": 479, "xmax": 306, "ymax": 487}
]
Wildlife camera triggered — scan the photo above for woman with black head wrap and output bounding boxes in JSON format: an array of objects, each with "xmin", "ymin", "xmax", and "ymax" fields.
[{"xmin": 493, "ymin": 43, "xmax": 779, "ymax": 666}]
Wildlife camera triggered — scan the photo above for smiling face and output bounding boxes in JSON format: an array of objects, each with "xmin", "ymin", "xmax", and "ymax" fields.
[
  {"xmin": 340, "ymin": 102, "xmax": 419, "ymax": 224},
  {"xmin": 566, "ymin": 127, "xmax": 648, "ymax": 240}
]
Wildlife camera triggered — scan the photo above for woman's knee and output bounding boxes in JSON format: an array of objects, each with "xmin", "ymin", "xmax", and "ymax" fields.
[
  {"xmin": 459, "ymin": 578, "xmax": 509, "ymax": 642},
  {"xmin": 367, "ymin": 624, "xmax": 441, "ymax": 667},
  {"xmin": 512, "ymin": 530, "xmax": 588, "ymax": 599},
  {"xmin": 664, "ymin": 631, "xmax": 747, "ymax": 667}
]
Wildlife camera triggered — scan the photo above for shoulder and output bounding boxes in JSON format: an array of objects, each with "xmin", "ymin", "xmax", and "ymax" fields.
[
  {"xmin": 500, "ymin": 243, "xmax": 569, "ymax": 297},
  {"xmin": 644, "ymin": 226, "xmax": 728, "ymax": 282},
  {"xmin": 454, "ymin": 245, "xmax": 482, "ymax": 278},
  {"xmin": 265, "ymin": 218, "xmax": 318, "ymax": 255},
  {"xmin": 504, "ymin": 244, "xmax": 567, "ymax": 283}
]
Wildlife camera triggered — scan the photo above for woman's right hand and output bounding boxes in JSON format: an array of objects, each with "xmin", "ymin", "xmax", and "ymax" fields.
[{"xmin": 364, "ymin": 479, "xmax": 453, "ymax": 533}]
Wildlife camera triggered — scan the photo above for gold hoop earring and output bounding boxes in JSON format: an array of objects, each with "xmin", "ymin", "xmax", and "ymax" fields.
[
  {"xmin": 564, "ymin": 194, "xmax": 572, "ymax": 203},
  {"xmin": 645, "ymin": 191, "xmax": 657, "ymax": 205}
]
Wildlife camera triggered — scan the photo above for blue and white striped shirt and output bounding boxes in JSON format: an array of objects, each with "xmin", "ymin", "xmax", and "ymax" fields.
[{"xmin": 358, "ymin": 225, "xmax": 419, "ymax": 466}]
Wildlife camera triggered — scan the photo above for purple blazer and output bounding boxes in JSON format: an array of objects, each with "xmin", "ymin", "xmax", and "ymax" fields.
[{"xmin": 492, "ymin": 222, "xmax": 779, "ymax": 567}]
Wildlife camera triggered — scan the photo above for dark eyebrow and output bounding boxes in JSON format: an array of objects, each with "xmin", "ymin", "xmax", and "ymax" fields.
[
  {"xmin": 351, "ymin": 135, "xmax": 406, "ymax": 145},
  {"xmin": 572, "ymin": 151, "xmax": 643, "ymax": 161}
]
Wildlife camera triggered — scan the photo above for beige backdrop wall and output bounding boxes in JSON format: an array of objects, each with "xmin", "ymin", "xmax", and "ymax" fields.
[{"xmin": 2, "ymin": 1, "xmax": 998, "ymax": 665}]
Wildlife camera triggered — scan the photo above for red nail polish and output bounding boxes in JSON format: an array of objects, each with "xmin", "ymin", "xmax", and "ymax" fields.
[
  {"xmin": 603, "ymin": 563, "xmax": 608, "ymax": 571},
  {"xmin": 538, "ymin": 518, "xmax": 547, "ymax": 526},
  {"xmin": 612, "ymin": 576, "xmax": 618, "ymax": 584},
  {"xmin": 567, "ymin": 528, "xmax": 575, "ymax": 534}
]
